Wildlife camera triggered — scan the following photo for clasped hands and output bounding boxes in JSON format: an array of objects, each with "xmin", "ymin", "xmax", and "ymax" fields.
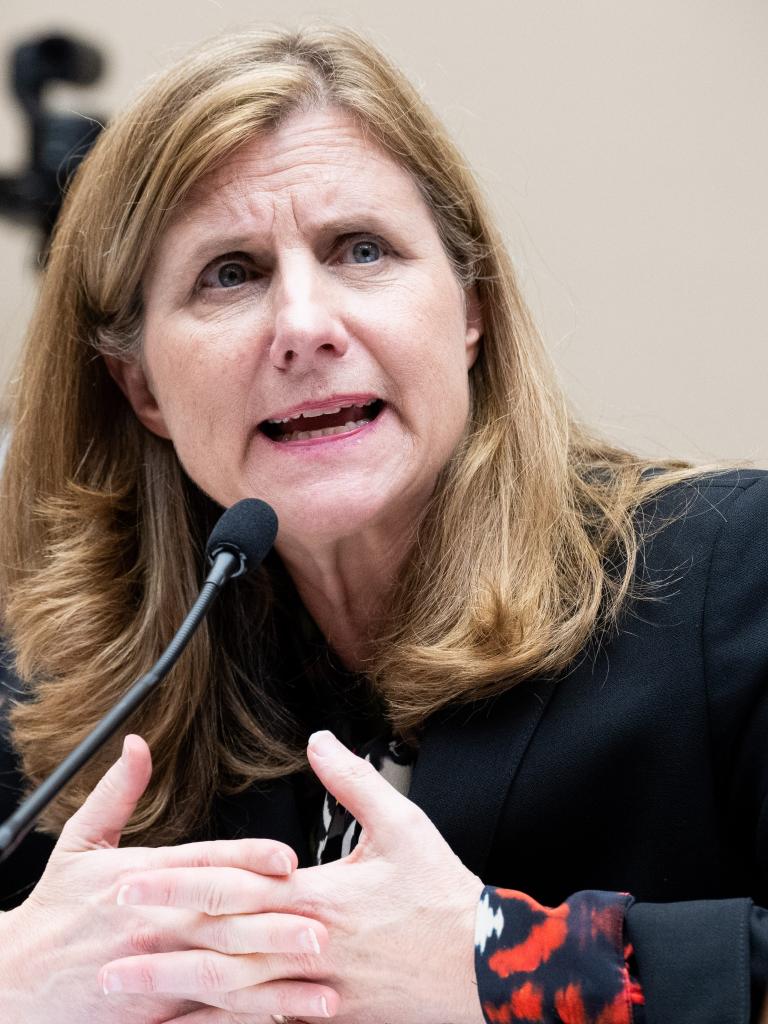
[{"xmin": 4, "ymin": 730, "xmax": 485, "ymax": 1024}]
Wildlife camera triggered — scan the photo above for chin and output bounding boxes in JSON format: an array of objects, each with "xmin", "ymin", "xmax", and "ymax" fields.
[{"xmin": 272, "ymin": 492, "xmax": 407, "ymax": 548}]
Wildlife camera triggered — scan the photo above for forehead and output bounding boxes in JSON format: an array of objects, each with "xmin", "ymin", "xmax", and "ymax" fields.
[{"xmin": 172, "ymin": 106, "xmax": 426, "ymax": 234}]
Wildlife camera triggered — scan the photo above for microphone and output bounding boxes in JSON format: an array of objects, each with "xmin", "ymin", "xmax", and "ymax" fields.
[{"xmin": 0, "ymin": 498, "xmax": 278, "ymax": 862}]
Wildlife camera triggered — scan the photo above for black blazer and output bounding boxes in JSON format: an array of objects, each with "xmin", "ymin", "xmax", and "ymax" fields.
[{"xmin": 2, "ymin": 469, "xmax": 767, "ymax": 1024}]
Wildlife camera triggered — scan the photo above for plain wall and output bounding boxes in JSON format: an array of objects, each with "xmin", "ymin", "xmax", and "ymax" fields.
[{"xmin": 1, "ymin": 0, "xmax": 766, "ymax": 463}]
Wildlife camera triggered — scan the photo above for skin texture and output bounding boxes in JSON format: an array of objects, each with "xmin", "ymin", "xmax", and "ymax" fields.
[
  {"xmin": 0, "ymin": 735, "xmax": 485, "ymax": 1023},
  {"xmin": 1, "ymin": 108, "xmax": 490, "ymax": 1021},
  {"xmin": 108, "ymin": 105, "xmax": 482, "ymax": 667},
  {"xmin": 0, "ymin": 736, "xmax": 336, "ymax": 1023},
  {"xmin": 101, "ymin": 731, "xmax": 485, "ymax": 1024}
]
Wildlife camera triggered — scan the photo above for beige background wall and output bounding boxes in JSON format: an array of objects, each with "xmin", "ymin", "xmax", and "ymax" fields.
[{"xmin": 1, "ymin": 0, "xmax": 766, "ymax": 464}]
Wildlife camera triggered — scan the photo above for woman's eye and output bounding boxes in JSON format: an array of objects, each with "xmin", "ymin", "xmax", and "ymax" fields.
[
  {"xmin": 217, "ymin": 262, "xmax": 248, "ymax": 287},
  {"xmin": 345, "ymin": 238, "xmax": 383, "ymax": 264},
  {"xmin": 199, "ymin": 256, "xmax": 257, "ymax": 291}
]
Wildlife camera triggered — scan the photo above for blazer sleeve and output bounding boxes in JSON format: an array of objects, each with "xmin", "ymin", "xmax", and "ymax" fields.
[
  {"xmin": 623, "ymin": 474, "xmax": 768, "ymax": 1024},
  {"xmin": 475, "ymin": 477, "xmax": 768, "ymax": 1024}
]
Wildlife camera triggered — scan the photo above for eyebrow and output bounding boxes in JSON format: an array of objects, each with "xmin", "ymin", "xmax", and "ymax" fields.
[{"xmin": 178, "ymin": 209, "xmax": 406, "ymax": 267}]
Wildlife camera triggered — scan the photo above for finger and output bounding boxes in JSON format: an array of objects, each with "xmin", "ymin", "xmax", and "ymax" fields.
[
  {"xmin": 118, "ymin": 906, "xmax": 328, "ymax": 957},
  {"xmin": 115, "ymin": 866, "xmax": 284, "ymax": 915},
  {"xmin": 190, "ymin": 912, "xmax": 328, "ymax": 956},
  {"xmin": 158, "ymin": 979, "xmax": 339, "ymax": 1020},
  {"xmin": 145, "ymin": 837, "xmax": 298, "ymax": 876},
  {"xmin": 177, "ymin": 979, "xmax": 340, "ymax": 1017},
  {"xmin": 100, "ymin": 947, "xmax": 317, "ymax": 997},
  {"xmin": 58, "ymin": 734, "xmax": 152, "ymax": 852},
  {"xmin": 306, "ymin": 730, "xmax": 420, "ymax": 845}
]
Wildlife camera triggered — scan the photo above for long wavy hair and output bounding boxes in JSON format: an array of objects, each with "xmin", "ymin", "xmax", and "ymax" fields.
[{"xmin": 0, "ymin": 26, "xmax": 701, "ymax": 843}]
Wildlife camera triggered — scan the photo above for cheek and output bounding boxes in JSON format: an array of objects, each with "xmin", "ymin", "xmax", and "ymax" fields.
[
  {"xmin": 144, "ymin": 324, "xmax": 252, "ymax": 434},
  {"xmin": 398, "ymin": 285, "xmax": 473, "ymax": 412}
]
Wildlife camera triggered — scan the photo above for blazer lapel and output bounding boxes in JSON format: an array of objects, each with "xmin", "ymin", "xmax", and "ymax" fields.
[{"xmin": 409, "ymin": 677, "xmax": 555, "ymax": 878}]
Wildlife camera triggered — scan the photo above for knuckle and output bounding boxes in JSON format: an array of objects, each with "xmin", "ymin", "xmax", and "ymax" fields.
[
  {"xmin": 288, "ymin": 952, "xmax": 319, "ymax": 980},
  {"xmin": 273, "ymin": 987, "xmax": 298, "ymax": 1016},
  {"xmin": 94, "ymin": 770, "xmax": 121, "ymax": 800},
  {"xmin": 349, "ymin": 758, "xmax": 377, "ymax": 782},
  {"xmin": 137, "ymin": 873, "xmax": 175, "ymax": 907},
  {"xmin": 200, "ymin": 883, "xmax": 226, "ymax": 916},
  {"xmin": 294, "ymin": 890, "xmax": 330, "ymax": 921},
  {"xmin": 208, "ymin": 917, "xmax": 237, "ymax": 953},
  {"xmin": 127, "ymin": 926, "xmax": 161, "ymax": 956},
  {"xmin": 163, "ymin": 875, "xmax": 183, "ymax": 905},
  {"xmin": 137, "ymin": 963, "xmax": 158, "ymax": 994},
  {"xmin": 259, "ymin": 952, "xmax": 281, "ymax": 977},
  {"xmin": 187, "ymin": 849, "xmax": 215, "ymax": 869},
  {"xmin": 197, "ymin": 953, "xmax": 225, "ymax": 992},
  {"xmin": 239, "ymin": 877, "xmax": 265, "ymax": 912}
]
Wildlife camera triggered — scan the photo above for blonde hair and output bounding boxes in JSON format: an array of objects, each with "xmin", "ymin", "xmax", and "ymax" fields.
[{"xmin": 0, "ymin": 25, "xmax": 701, "ymax": 843}]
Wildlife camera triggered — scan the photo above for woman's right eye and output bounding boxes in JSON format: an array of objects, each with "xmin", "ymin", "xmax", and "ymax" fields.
[{"xmin": 199, "ymin": 255, "xmax": 258, "ymax": 291}]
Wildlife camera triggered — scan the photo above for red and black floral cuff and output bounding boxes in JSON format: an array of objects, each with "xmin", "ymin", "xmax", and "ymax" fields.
[{"xmin": 475, "ymin": 887, "xmax": 645, "ymax": 1023}]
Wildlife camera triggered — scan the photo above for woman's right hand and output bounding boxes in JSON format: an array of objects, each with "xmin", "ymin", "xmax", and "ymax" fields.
[{"xmin": 0, "ymin": 734, "xmax": 336, "ymax": 1023}]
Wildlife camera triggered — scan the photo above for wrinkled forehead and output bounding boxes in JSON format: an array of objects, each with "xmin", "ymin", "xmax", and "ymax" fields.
[{"xmin": 172, "ymin": 107, "xmax": 422, "ymax": 232}]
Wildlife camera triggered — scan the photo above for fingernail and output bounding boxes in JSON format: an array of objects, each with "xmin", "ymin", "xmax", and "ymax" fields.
[
  {"xmin": 102, "ymin": 971, "xmax": 122, "ymax": 995},
  {"xmin": 120, "ymin": 736, "xmax": 129, "ymax": 764},
  {"xmin": 299, "ymin": 927, "xmax": 321, "ymax": 954},
  {"xmin": 116, "ymin": 884, "xmax": 140, "ymax": 905},
  {"xmin": 308, "ymin": 731, "xmax": 337, "ymax": 758},
  {"xmin": 270, "ymin": 852, "xmax": 293, "ymax": 875},
  {"xmin": 316, "ymin": 994, "xmax": 331, "ymax": 1017}
]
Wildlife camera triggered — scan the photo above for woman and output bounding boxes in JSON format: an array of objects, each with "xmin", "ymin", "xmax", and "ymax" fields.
[{"xmin": 0, "ymin": 24, "xmax": 766, "ymax": 1024}]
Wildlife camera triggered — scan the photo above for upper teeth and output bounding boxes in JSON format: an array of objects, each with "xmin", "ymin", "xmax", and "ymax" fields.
[{"xmin": 267, "ymin": 398, "xmax": 377, "ymax": 424}]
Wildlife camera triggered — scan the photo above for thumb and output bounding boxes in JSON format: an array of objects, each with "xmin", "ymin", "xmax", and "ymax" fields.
[
  {"xmin": 57, "ymin": 734, "xmax": 152, "ymax": 853},
  {"xmin": 307, "ymin": 730, "xmax": 418, "ymax": 848}
]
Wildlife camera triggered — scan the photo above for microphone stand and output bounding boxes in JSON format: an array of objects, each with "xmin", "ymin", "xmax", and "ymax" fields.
[{"xmin": 0, "ymin": 550, "xmax": 240, "ymax": 862}]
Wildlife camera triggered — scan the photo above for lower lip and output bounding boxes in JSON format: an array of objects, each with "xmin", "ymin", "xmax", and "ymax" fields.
[{"xmin": 259, "ymin": 406, "xmax": 387, "ymax": 451}]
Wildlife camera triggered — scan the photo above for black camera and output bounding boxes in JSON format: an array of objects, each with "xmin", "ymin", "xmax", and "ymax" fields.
[{"xmin": 0, "ymin": 33, "xmax": 105, "ymax": 255}]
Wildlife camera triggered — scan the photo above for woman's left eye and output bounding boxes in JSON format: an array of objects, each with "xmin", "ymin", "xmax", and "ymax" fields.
[{"xmin": 341, "ymin": 238, "xmax": 384, "ymax": 264}]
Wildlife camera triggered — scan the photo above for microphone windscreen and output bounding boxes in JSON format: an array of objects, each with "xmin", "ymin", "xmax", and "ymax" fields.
[{"xmin": 205, "ymin": 498, "xmax": 278, "ymax": 572}]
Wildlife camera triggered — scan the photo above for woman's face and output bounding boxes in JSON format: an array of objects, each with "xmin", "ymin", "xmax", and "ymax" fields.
[{"xmin": 111, "ymin": 107, "xmax": 481, "ymax": 547}]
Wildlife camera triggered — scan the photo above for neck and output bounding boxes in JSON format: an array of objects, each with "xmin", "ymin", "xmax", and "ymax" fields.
[{"xmin": 276, "ymin": 527, "xmax": 414, "ymax": 670}]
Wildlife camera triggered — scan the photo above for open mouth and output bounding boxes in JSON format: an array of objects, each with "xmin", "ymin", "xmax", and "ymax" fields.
[{"xmin": 260, "ymin": 398, "xmax": 385, "ymax": 442}]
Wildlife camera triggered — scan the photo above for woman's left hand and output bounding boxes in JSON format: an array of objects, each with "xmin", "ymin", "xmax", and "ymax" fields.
[
  {"xmin": 282, "ymin": 729, "xmax": 486, "ymax": 1024},
  {"xmin": 106, "ymin": 730, "xmax": 486, "ymax": 1024}
]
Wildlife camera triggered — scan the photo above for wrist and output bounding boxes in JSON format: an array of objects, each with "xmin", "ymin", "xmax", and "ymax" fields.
[{"xmin": 452, "ymin": 875, "xmax": 486, "ymax": 1024}]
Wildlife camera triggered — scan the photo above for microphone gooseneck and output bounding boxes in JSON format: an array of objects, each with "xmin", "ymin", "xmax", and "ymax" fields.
[{"xmin": 0, "ymin": 498, "xmax": 278, "ymax": 862}]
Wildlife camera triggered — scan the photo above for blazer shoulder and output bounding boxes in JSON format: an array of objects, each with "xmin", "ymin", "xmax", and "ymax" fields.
[
  {"xmin": 636, "ymin": 468, "xmax": 768, "ymax": 567},
  {"xmin": 642, "ymin": 466, "xmax": 768, "ymax": 520},
  {"xmin": 639, "ymin": 469, "xmax": 768, "ymax": 740}
]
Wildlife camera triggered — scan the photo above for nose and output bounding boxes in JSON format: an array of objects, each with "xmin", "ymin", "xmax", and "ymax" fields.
[{"xmin": 268, "ymin": 261, "xmax": 349, "ymax": 370}]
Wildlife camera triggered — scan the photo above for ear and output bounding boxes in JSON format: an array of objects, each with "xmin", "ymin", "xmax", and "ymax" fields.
[
  {"xmin": 103, "ymin": 354, "xmax": 172, "ymax": 440},
  {"xmin": 464, "ymin": 286, "xmax": 483, "ymax": 369}
]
